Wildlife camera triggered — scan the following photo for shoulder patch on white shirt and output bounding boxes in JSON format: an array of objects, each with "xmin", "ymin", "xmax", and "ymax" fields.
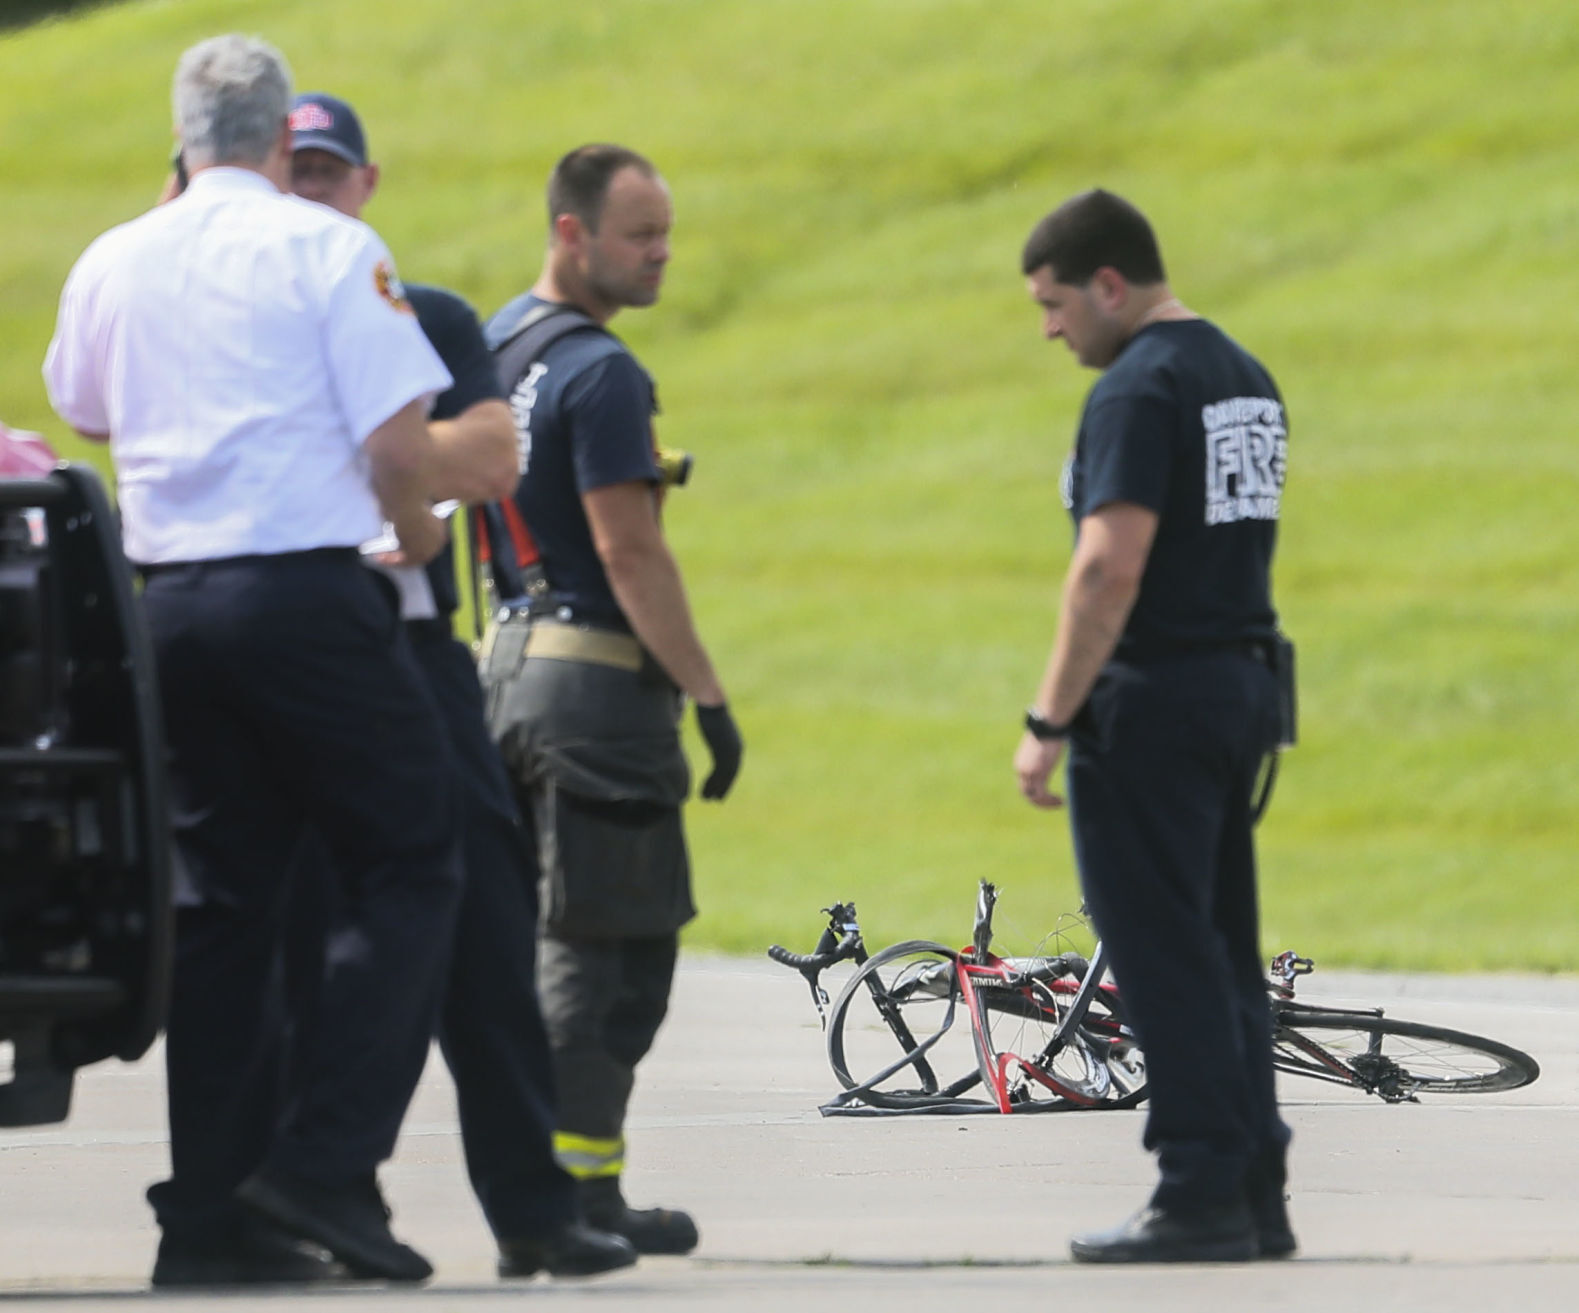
[{"xmin": 374, "ymin": 260, "xmax": 413, "ymax": 314}]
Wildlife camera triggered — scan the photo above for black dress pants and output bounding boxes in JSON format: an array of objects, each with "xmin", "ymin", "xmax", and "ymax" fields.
[
  {"xmin": 1067, "ymin": 648, "xmax": 1290, "ymax": 1212},
  {"xmin": 285, "ymin": 625, "xmax": 576, "ymax": 1240},
  {"xmin": 140, "ymin": 553, "xmax": 461, "ymax": 1243},
  {"xmin": 409, "ymin": 627, "xmax": 576, "ymax": 1239}
]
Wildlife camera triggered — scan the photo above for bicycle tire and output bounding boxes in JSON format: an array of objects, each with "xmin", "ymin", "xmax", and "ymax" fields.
[
  {"xmin": 1272, "ymin": 1010, "xmax": 1539, "ymax": 1099},
  {"xmin": 825, "ymin": 940, "xmax": 981, "ymax": 1110}
]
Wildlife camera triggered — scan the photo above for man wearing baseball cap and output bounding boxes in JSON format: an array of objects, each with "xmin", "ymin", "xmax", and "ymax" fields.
[
  {"xmin": 283, "ymin": 90, "xmax": 636, "ymax": 1282},
  {"xmin": 288, "ymin": 92, "xmax": 367, "ymax": 163}
]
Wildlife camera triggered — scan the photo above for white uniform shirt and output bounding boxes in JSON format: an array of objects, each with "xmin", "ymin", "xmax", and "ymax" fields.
[{"xmin": 43, "ymin": 167, "xmax": 452, "ymax": 565}]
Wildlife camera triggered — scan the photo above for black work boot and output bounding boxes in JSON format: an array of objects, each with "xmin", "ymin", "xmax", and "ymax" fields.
[{"xmin": 578, "ymin": 1176, "xmax": 699, "ymax": 1256}]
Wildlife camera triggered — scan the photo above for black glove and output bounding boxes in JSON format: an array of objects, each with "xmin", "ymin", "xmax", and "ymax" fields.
[{"xmin": 695, "ymin": 702, "xmax": 743, "ymax": 800}]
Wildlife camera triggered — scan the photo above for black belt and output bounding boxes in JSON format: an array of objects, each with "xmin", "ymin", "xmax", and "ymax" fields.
[
  {"xmin": 496, "ymin": 603, "xmax": 632, "ymax": 635},
  {"xmin": 1122, "ymin": 637, "xmax": 1276, "ymax": 666},
  {"xmin": 137, "ymin": 545, "xmax": 359, "ymax": 579}
]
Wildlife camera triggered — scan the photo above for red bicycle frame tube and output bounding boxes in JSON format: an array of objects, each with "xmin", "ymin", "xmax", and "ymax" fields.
[{"xmin": 956, "ymin": 953, "xmax": 1100, "ymax": 1112}]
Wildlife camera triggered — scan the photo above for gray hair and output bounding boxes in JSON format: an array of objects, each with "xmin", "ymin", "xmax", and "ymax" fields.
[{"xmin": 172, "ymin": 34, "xmax": 292, "ymax": 168}]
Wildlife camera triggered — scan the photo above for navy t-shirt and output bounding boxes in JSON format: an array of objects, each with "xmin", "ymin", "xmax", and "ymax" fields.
[
  {"xmin": 407, "ymin": 283, "xmax": 505, "ymax": 616},
  {"xmin": 485, "ymin": 293, "xmax": 660, "ymax": 624},
  {"xmin": 1065, "ymin": 318, "xmax": 1287, "ymax": 656}
]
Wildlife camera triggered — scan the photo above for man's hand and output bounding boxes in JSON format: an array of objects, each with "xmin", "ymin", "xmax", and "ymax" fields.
[
  {"xmin": 1014, "ymin": 731, "xmax": 1066, "ymax": 809},
  {"xmin": 385, "ymin": 508, "xmax": 449, "ymax": 567},
  {"xmin": 695, "ymin": 702, "xmax": 743, "ymax": 800}
]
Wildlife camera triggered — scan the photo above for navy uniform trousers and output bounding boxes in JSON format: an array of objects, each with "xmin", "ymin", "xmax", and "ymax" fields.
[
  {"xmin": 285, "ymin": 620, "xmax": 576, "ymax": 1240},
  {"xmin": 404, "ymin": 622, "xmax": 577, "ymax": 1238},
  {"xmin": 1067, "ymin": 647, "xmax": 1291, "ymax": 1213},
  {"xmin": 139, "ymin": 551, "xmax": 462, "ymax": 1245}
]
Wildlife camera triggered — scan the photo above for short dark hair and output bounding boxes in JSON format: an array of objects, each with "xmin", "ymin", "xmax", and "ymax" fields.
[
  {"xmin": 1020, "ymin": 189, "xmax": 1166, "ymax": 286},
  {"xmin": 547, "ymin": 144, "xmax": 657, "ymax": 234}
]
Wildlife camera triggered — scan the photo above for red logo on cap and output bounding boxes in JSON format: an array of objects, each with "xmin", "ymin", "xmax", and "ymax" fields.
[{"xmin": 290, "ymin": 104, "xmax": 334, "ymax": 132}]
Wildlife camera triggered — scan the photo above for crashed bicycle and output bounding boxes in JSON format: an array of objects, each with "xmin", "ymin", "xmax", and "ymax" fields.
[{"xmin": 769, "ymin": 880, "xmax": 1539, "ymax": 1115}]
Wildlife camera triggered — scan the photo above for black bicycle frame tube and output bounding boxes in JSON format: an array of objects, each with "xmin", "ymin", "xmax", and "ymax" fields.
[{"xmin": 1052, "ymin": 938, "xmax": 1112, "ymax": 1048}]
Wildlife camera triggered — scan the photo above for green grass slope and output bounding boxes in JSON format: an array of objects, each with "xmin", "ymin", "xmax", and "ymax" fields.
[{"xmin": 3, "ymin": 0, "xmax": 1576, "ymax": 970}]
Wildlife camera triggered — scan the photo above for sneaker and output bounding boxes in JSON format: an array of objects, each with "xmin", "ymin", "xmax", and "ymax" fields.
[
  {"xmin": 236, "ymin": 1166, "xmax": 432, "ymax": 1282},
  {"xmin": 497, "ymin": 1221, "xmax": 638, "ymax": 1278}
]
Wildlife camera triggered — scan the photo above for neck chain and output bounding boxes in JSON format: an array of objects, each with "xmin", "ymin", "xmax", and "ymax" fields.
[{"xmin": 1133, "ymin": 297, "xmax": 1184, "ymax": 332}]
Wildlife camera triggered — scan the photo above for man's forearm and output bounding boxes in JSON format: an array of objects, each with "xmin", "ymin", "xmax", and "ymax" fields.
[
  {"xmin": 604, "ymin": 544, "xmax": 725, "ymax": 705},
  {"xmin": 426, "ymin": 400, "xmax": 517, "ymax": 503},
  {"xmin": 1034, "ymin": 555, "xmax": 1140, "ymax": 725},
  {"xmin": 365, "ymin": 399, "xmax": 437, "ymax": 537}
]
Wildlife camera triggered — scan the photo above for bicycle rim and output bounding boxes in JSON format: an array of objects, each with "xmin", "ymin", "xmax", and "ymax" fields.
[
  {"xmin": 1273, "ymin": 1011, "xmax": 1540, "ymax": 1098},
  {"xmin": 1069, "ymin": 986, "xmax": 1149, "ymax": 1110}
]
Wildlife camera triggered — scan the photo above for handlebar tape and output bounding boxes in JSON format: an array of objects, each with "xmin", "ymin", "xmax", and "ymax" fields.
[{"xmin": 767, "ymin": 936, "xmax": 861, "ymax": 971}]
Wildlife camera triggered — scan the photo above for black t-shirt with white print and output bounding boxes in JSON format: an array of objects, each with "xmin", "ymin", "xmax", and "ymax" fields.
[
  {"xmin": 1064, "ymin": 318, "xmax": 1286, "ymax": 658},
  {"xmin": 484, "ymin": 292, "xmax": 661, "ymax": 625}
]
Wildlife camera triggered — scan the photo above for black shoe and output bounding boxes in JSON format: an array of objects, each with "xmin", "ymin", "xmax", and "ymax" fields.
[
  {"xmin": 1246, "ymin": 1156, "xmax": 1298, "ymax": 1258},
  {"xmin": 236, "ymin": 1167, "xmax": 432, "ymax": 1282},
  {"xmin": 1070, "ymin": 1204, "xmax": 1258, "ymax": 1264},
  {"xmin": 497, "ymin": 1222, "xmax": 638, "ymax": 1279},
  {"xmin": 151, "ymin": 1218, "xmax": 345, "ymax": 1288},
  {"xmin": 1256, "ymin": 1213, "xmax": 1298, "ymax": 1259},
  {"xmin": 1248, "ymin": 1185, "xmax": 1297, "ymax": 1258}
]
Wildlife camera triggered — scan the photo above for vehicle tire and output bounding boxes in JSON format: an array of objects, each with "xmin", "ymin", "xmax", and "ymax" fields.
[{"xmin": 1272, "ymin": 1011, "xmax": 1540, "ymax": 1099}]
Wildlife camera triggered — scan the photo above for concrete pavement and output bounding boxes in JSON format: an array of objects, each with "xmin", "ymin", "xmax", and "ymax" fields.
[{"xmin": 2, "ymin": 955, "xmax": 1577, "ymax": 1309}]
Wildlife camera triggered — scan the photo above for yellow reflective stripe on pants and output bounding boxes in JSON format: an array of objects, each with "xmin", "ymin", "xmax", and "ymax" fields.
[{"xmin": 554, "ymin": 1130, "xmax": 625, "ymax": 1180}]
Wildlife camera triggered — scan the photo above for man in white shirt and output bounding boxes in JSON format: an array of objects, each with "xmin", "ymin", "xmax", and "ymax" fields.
[{"xmin": 44, "ymin": 33, "xmax": 461, "ymax": 1289}]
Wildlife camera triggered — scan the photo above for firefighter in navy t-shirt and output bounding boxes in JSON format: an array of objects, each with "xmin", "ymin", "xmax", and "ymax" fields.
[
  {"xmin": 1013, "ymin": 190, "xmax": 1294, "ymax": 1265},
  {"xmin": 479, "ymin": 145, "xmax": 742, "ymax": 1256}
]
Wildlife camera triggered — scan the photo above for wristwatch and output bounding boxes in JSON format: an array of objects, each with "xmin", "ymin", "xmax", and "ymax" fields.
[{"xmin": 1024, "ymin": 707, "xmax": 1073, "ymax": 741}]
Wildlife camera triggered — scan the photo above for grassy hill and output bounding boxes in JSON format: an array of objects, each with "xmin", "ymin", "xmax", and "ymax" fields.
[{"xmin": 3, "ymin": 0, "xmax": 1576, "ymax": 969}]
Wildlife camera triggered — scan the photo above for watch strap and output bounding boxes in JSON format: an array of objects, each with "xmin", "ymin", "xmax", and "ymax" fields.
[{"xmin": 1024, "ymin": 707, "xmax": 1072, "ymax": 740}]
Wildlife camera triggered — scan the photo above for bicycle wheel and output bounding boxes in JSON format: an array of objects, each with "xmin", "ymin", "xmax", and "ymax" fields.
[
  {"xmin": 826, "ymin": 940, "xmax": 989, "ymax": 1110},
  {"xmin": 1065, "ymin": 984, "xmax": 1149, "ymax": 1110},
  {"xmin": 1272, "ymin": 1010, "xmax": 1540, "ymax": 1100},
  {"xmin": 965, "ymin": 970, "xmax": 1129, "ymax": 1110}
]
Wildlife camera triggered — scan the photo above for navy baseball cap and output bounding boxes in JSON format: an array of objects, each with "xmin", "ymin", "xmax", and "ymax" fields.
[{"xmin": 288, "ymin": 92, "xmax": 367, "ymax": 165}]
